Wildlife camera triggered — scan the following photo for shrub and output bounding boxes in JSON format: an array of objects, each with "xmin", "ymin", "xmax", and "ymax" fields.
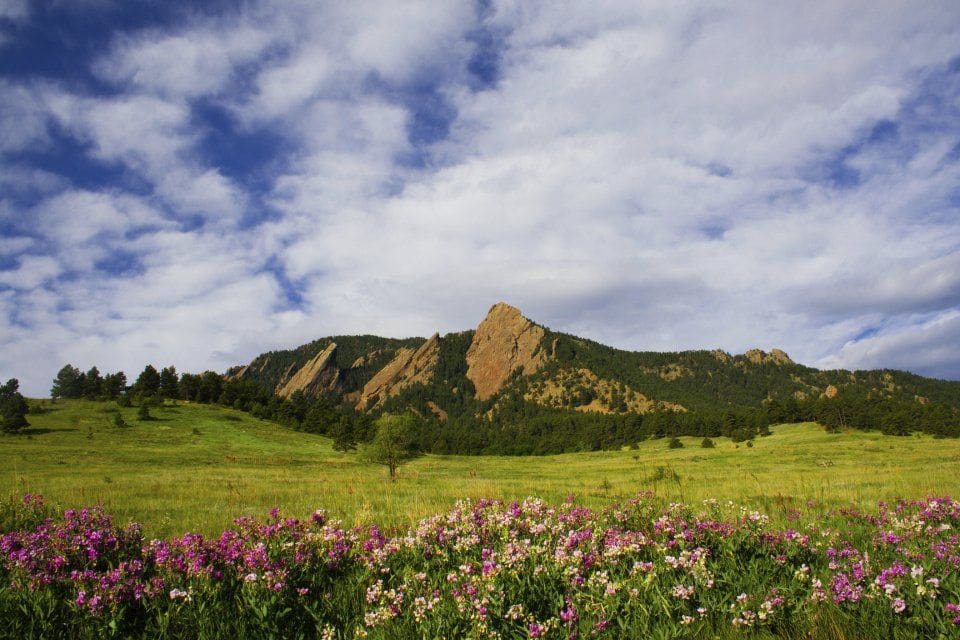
[
  {"xmin": 668, "ymin": 436, "xmax": 683, "ymax": 449},
  {"xmin": 701, "ymin": 437, "xmax": 715, "ymax": 448}
]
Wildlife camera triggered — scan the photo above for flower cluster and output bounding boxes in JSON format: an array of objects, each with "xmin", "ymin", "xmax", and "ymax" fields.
[{"xmin": 1, "ymin": 494, "xmax": 958, "ymax": 637}]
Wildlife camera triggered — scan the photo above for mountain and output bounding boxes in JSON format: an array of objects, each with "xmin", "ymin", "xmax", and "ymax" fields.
[{"xmin": 228, "ymin": 302, "xmax": 960, "ymax": 424}]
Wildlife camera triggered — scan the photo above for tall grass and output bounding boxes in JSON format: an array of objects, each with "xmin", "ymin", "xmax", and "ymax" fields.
[{"xmin": 2, "ymin": 400, "xmax": 958, "ymax": 537}]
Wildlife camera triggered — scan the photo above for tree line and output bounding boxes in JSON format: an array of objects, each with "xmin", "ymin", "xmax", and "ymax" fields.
[{"xmin": 41, "ymin": 359, "xmax": 960, "ymax": 453}]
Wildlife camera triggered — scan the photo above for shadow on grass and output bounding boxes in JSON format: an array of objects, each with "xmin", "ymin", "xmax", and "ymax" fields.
[{"xmin": 10, "ymin": 427, "xmax": 80, "ymax": 436}]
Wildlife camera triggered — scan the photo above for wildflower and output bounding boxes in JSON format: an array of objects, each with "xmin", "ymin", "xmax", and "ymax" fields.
[
  {"xmin": 168, "ymin": 587, "xmax": 192, "ymax": 602},
  {"xmin": 672, "ymin": 584, "xmax": 695, "ymax": 600},
  {"xmin": 892, "ymin": 598, "xmax": 906, "ymax": 614}
]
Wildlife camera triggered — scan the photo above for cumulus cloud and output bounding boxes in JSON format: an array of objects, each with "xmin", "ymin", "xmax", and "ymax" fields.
[
  {"xmin": 1, "ymin": 0, "xmax": 959, "ymax": 395},
  {"xmin": 818, "ymin": 311, "xmax": 960, "ymax": 380}
]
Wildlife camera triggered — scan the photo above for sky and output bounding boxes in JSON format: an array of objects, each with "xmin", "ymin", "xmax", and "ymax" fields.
[{"xmin": 1, "ymin": 0, "xmax": 960, "ymax": 396}]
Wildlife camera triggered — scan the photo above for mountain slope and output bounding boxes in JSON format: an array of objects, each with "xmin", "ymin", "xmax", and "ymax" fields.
[{"xmin": 229, "ymin": 303, "xmax": 960, "ymax": 424}]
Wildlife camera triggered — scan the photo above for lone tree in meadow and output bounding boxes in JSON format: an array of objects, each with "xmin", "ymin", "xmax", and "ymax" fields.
[{"xmin": 362, "ymin": 413, "xmax": 421, "ymax": 480}]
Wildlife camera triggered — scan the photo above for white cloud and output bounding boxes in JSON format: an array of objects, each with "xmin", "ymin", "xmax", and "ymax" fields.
[
  {"xmin": 0, "ymin": 80, "xmax": 49, "ymax": 152},
  {"xmin": 818, "ymin": 311, "xmax": 960, "ymax": 379},
  {"xmin": 94, "ymin": 22, "xmax": 273, "ymax": 99},
  {"xmin": 40, "ymin": 89, "xmax": 248, "ymax": 225},
  {"xmin": 0, "ymin": 255, "xmax": 61, "ymax": 290},
  {"xmin": 2, "ymin": 0, "xmax": 960, "ymax": 395}
]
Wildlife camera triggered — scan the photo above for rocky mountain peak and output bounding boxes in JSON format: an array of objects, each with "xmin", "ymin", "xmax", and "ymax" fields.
[{"xmin": 466, "ymin": 302, "xmax": 548, "ymax": 400}]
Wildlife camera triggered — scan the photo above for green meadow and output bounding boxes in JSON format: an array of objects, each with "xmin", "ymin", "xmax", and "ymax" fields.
[{"xmin": 2, "ymin": 399, "xmax": 959, "ymax": 538}]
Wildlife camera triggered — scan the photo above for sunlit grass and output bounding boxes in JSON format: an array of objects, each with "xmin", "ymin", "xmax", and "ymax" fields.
[{"xmin": 3, "ymin": 400, "xmax": 959, "ymax": 537}]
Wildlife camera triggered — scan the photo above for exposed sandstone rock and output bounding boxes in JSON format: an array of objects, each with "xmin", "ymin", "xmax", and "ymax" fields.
[
  {"xmin": 277, "ymin": 362, "xmax": 298, "ymax": 389},
  {"xmin": 743, "ymin": 348, "xmax": 794, "ymax": 366},
  {"xmin": 277, "ymin": 343, "xmax": 340, "ymax": 398},
  {"xmin": 356, "ymin": 334, "xmax": 440, "ymax": 409},
  {"xmin": 710, "ymin": 349, "xmax": 732, "ymax": 364},
  {"xmin": 227, "ymin": 354, "xmax": 273, "ymax": 381},
  {"xmin": 351, "ymin": 350, "xmax": 384, "ymax": 369},
  {"xmin": 769, "ymin": 349, "xmax": 794, "ymax": 365},
  {"xmin": 466, "ymin": 303, "xmax": 548, "ymax": 401},
  {"xmin": 426, "ymin": 401, "xmax": 448, "ymax": 422},
  {"xmin": 524, "ymin": 367, "xmax": 686, "ymax": 414},
  {"xmin": 226, "ymin": 364, "xmax": 249, "ymax": 381}
]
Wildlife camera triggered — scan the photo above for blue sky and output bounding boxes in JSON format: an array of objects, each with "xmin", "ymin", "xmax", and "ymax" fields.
[{"xmin": 1, "ymin": 0, "xmax": 959, "ymax": 396}]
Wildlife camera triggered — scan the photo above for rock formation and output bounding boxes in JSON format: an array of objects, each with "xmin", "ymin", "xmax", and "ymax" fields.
[
  {"xmin": 465, "ymin": 302, "xmax": 548, "ymax": 400},
  {"xmin": 277, "ymin": 343, "xmax": 340, "ymax": 398},
  {"xmin": 356, "ymin": 334, "xmax": 440, "ymax": 409},
  {"xmin": 744, "ymin": 348, "xmax": 794, "ymax": 366}
]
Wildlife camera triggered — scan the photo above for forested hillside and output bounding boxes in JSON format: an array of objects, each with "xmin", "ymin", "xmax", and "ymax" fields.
[
  {"xmin": 46, "ymin": 303, "xmax": 960, "ymax": 455},
  {"xmin": 219, "ymin": 303, "xmax": 960, "ymax": 450}
]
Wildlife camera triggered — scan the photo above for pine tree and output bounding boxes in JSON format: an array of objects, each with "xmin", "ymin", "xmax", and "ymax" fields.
[
  {"xmin": 134, "ymin": 365, "xmax": 161, "ymax": 397},
  {"xmin": 51, "ymin": 364, "xmax": 83, "ymax": 399},
  {"xmin": 330, "ymin": 416, "xmax": 358, "ymax": 452},
  {"xmin": 101, "ymin": 371, "xmax": 127, "ymax": 400},
  {"xmin": 83, "ymin": 366, "xmax": 103, "ymax": 400},
  {"xmin": 159, "ymin": 366, "xmax": 179, "ymax": 399},
  {"xmin": 0, "ymin": 379, "xmax": 29, "ymax": 433}
]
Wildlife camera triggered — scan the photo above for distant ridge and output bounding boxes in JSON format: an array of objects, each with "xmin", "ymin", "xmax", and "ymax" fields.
[{"xmin": 228, "ymin": 302, "xmax": 960, "ymax": 421}]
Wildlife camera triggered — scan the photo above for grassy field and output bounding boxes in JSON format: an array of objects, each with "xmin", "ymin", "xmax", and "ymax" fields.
[{"xmin": 2, "ymin": 399, "xmax": 959, "ymax": 538}]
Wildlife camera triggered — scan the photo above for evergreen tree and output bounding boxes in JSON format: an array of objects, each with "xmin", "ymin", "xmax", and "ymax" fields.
[
  {"xmin": 0, "ymin": 379, "xmax": 29, "ymax": 434},
  {"xmin": 159, "ymin": 366, "xmax": 179, "ymax": 399},
  {"xmin": 302, "ymin": 397, "xmax": 337, "ymax": 434},
  {"xmin": 178, "ymin": 373, "xmax": 200, "ymax": 401},
  {"xmin": 134, "ymin": 365, "xmax": 161, "ymax": 397},
  {"xmin": 83, "ymin": 366, "xmax": 103, "ymax": 400},
  {"xmin": 50, "ymin": 364, "xmax": 83, "ymax": 399},
  {"xmin": 101, "ymin": 371, "xmax": 127, "ymax": 400},
  {"xmin": 330, "ymin": 416, "xmax": 358, "ymax": 451},
  {"xmin": 197, "ymin": 371, "xmax": 222, "ymax": 403}
]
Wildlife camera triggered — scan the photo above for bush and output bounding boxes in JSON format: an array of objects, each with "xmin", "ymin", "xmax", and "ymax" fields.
[
  {"xmin": 137, "ymin": 404, "xmax": 151, "ymax": 421},
  {"xmin": 701, "ymin": 437, "xmax": 715, "ymax": 448},
  {"xmin": 668, "ymin": 436, "xmax": 683, "ymax": 449}
]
